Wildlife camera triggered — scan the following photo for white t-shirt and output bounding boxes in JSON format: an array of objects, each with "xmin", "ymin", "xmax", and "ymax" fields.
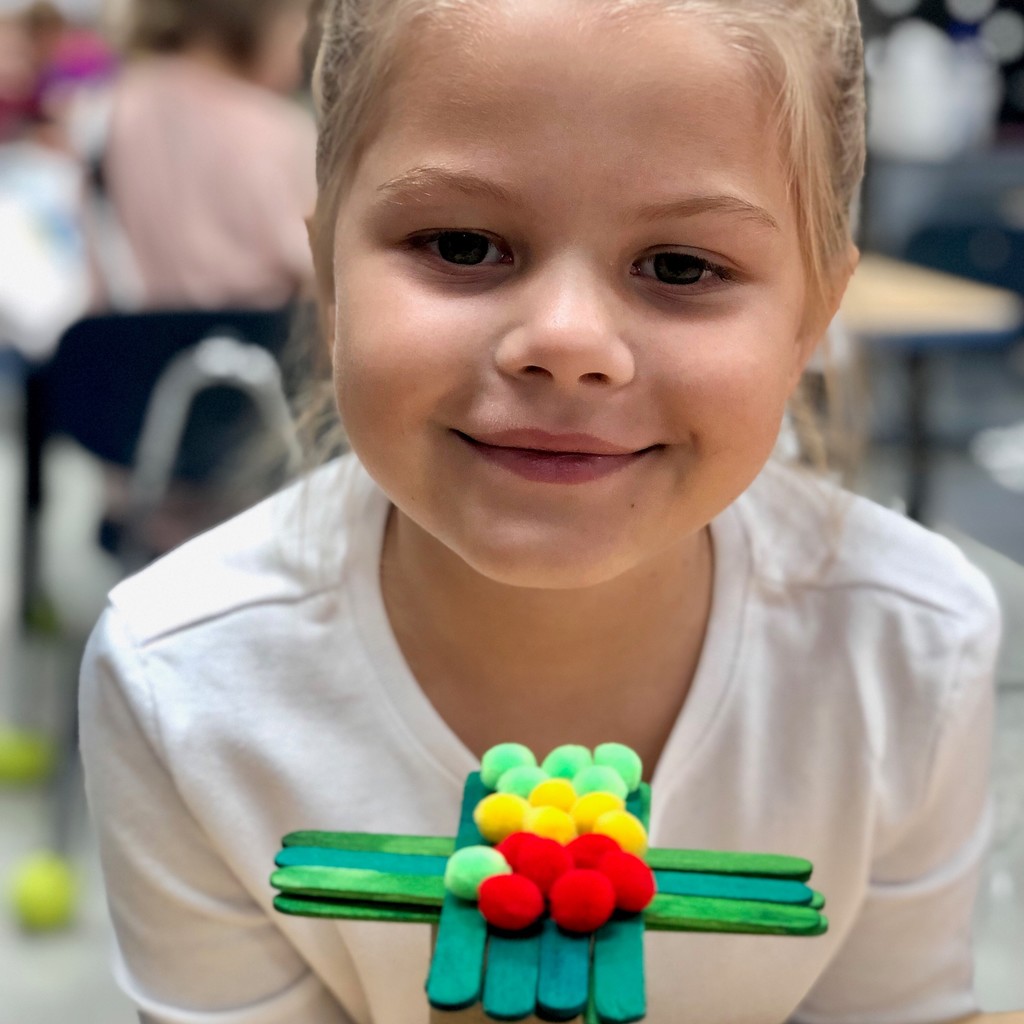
[{"xmin": 79, "ymin": 455, "xmax": 1001, "ymax": 1024}]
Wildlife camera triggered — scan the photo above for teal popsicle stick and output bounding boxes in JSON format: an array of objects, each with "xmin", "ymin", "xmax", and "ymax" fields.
[
  {"xmin": 536, "ymin": 919, "xmax": 591, "ymax": 1021},
  {"xmin": 482, "ymin": 928, "xmax": 543, "ymax": 1021},
  {"xmin": 652, "ymin": 871, "xmax": 814, "ymax": 905},
  {"xmin": 276, "ymin": 846, "xmax": 449, "ymax": 876},
  {"xmin": 592, "ymin": 916, "xmax": 646, "ymax": 1024},
  {"xmin": 426, "ymin": 773, "xmax": 490, "ymax": 1011}
]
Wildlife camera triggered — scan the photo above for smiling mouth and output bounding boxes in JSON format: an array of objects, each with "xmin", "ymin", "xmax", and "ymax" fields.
[{"xmin": 454, "ymin": 430, "xmax": 661, "ymax": 484}]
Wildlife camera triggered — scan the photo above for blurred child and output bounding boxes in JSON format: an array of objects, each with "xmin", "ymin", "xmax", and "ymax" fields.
[{"xmin": 80, "ymin": 2, "xmax": 1001, "ymax": 1022}]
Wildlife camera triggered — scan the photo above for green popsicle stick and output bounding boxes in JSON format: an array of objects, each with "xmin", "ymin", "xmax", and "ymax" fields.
[
  {"xmin": 271, "ymin": 865, "xmax": 445, "ymax": 905},
  {"xmin": 646, "ymin": 848, "xmax": 812, "ymax": 880},
  {"xmin": 283, "ymin": 830, "xmax": 456, "ymax": 855},
  {"xmin": 645, "ymin": 893, "xmax": 826, "ymax": 935},
  {"xmin": 273, "ymin": 893, "xmax": 441, "ymax": 924},
  {"xmin": 426, "ymin": 774, "xmax": 490, "ymax": 1011}
]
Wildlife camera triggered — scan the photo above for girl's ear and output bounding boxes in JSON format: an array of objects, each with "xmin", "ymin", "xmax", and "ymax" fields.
[
  {"xmin": 307, "ymin": 215, "xmax": 337, "ymax": 358},
  {"xmin": 792, "ymin": 243, "xmax": 860, "ymax": 387}
]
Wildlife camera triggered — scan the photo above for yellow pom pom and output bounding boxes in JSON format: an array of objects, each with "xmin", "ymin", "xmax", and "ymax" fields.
[
  {"xmin": 571, "ymin": 791, "xmax": 625, "ymax": 834},
  {"xmin": 474, "ymin": 793, "xmax": 530, "ymax": 843},
  {"xmin": 593, "ymin": 810, "xmax": 648, "ymax": 856},
  {"xmin": 528, "ymin": 778, "xmax": 577, "ymax": 812},
  {"xmin": 524, "ymin": 805, "xmax": 578, "ymax": 845}
]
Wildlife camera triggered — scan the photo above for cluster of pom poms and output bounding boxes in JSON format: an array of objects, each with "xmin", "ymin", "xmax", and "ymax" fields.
[{"xmin": 442, "ymin": 743, "xmax": 656, "ymax": 935}]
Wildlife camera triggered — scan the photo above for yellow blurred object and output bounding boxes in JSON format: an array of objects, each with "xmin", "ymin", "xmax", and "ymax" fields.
[
  {"xmin": 0, "ymin": 728, "xmax": 56, "ymax": 784},
  {"xmin": 10, "ymin": 853, "xmax": 78, "ymax": 931}
]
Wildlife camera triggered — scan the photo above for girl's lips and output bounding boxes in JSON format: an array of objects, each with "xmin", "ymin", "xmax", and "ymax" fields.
[{"xmin": 455, "ymin": 430, "xmax": 658, "ymax": 484}]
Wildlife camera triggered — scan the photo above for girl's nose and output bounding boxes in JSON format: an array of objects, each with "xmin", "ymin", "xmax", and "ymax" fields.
[{"xmin": 494, "ymin": 269, "xmax": 636, "ymax": 389}]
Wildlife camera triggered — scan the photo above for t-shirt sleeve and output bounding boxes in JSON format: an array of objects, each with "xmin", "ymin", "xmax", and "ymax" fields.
[
  {"xmin": 79, "ymin": 605, "xmax": 353, "ymax": 1024},
  {"xmin": 793, "ymin": 581, "xmax": 1001, "ymax": 1024}
]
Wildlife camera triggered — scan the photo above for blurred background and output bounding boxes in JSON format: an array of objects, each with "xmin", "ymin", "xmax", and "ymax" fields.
[{"xmin": 0, "ymin": 0, "xmax": 1021, "ymax": 1020}]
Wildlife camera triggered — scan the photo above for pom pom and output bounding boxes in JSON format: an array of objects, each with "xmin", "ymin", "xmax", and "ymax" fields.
[
  {"xmin": 549, "ymin": 869, "xmax": 617, "ymax": 933},
  {"xmin": 444, "ymin": 846, "xmax": 512, "ymax": 901},
  {"xmin": 515, "ymin": 836, "xmax": 573, "ymax": 896},
  {"xmin": 528, "ymin": 777, "xmax": 577, "ymax": 812},
  {"xmin": 598, "ymin": 851, "xmax": 656, "ymax": 913},
  {"xmin": 474, "ymin": 793, "xmax": 531, "ymax": 843},
  {"xmin": 541, "ymin": 744, "xmax": 593, "ymax": 780},
  {"xmin": 481, "ymin": 743, "xmax": 537, "ymax": 789},
  {"xmin": 496, "ymin": 764, "xmax": 549, "ymax": 799},
  {"xmin": 496, "ymin": 831, "xmax": 548, "ymax": 872},
  {"xmin": 567, "ymin": 833, "xmax": 621, "ymax": 870},
  {"xmin": 594, "ymin": 743, "xmax": 643, "ymax": 794},
  {"xmin": 593, "ymin": 809, "xmax": 648, "ymax": 856},
  {"xmin": 524, "ymin": 805, "xmax": 577, "ymax": 845},
  {"xmin": 573, "ymin": 765, "xmax": 628, "ymax": 801},
  {"xmin": 479, "ymin": 874, "xmax": 545, "ymax": 931},
  {"xmin": 571, "ymin": 791, "xmax": 625, "ymax": 834}
]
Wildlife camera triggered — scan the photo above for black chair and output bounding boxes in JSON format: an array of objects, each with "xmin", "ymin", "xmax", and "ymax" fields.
[{"xmin": 7, "ymin": 306, "xmax": 305, "ymax": 927}]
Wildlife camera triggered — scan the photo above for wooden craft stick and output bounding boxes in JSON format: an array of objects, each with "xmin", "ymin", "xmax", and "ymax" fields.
[
  {"xmin": 426, "ymin": 774, "xmax": 491, "ymax": 1012},
  {"xmin": 270, "ymin": 865, "xmax": 446, "ymax": 905},
  {"xmin": 588, "ymin": 785, "xmax": 649, "ymax": 1023},
  {"xmin": 536, "ymin": 918, "xmax": 592, "ymax": 1021},
  {"xmin": 645, "ymin": 893, "xmax": 826, "ymax": 935},
  {"xmin": 283, "ymin": 830, "xmax": 456, "ymax": 856},
  {"xmin": 646, "ymin": 848, "xmax": 812, "ymax": 880},
  {"xmin": 276, "ymin": 846, "xmax": 450, "ymax": 876},
  {"xmin": 482, "ymin": 927, "xmax": 543, "ymax": 1022},
  {"xmin": 273, "ymin": 893, "xmax": 441, "ymax": 924},
  {"xmin": 652, "ymin": 871, "xmax": 814, "ymax": 905},
  {"xmin": 282, "ymin": 830, "xmax": 811, "ymax": 881},
  {"xmin": 593, "ymin": 916, "xmax": 646, "ymax": 1024}
]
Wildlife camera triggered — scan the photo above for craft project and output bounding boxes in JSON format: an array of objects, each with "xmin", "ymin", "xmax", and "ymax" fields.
[{"xmin": 270, "ymin": 742, "xmax": 827, "ymax": 1023}]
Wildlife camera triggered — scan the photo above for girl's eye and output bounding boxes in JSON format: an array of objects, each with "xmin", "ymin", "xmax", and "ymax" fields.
[
  {"xmin": 633, "ymin": 252, "xmax": 730, "ymax": 287},
  {"xmin": 425, "ymin": 231, "xmax": 507, "ymax": 266}
]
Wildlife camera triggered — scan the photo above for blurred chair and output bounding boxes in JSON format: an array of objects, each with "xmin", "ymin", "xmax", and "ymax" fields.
[
  {"xmin": 6, "ymin": 306, "xmax": 304, "ymax": 929},
  {"xmin": 892, "ymin": 224, "xmax": 1024, "ymax": 521}
]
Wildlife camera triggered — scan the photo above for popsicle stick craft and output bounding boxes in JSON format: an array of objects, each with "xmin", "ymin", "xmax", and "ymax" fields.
[{"xmin": 271, "ymin": 743, "xmax": 828, "ymax": 1023}]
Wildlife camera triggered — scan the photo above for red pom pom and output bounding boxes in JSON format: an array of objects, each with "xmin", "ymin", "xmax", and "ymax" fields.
[
  {"xmin": 478, "ymin": 874, "xmax": 545, "ymax": 931},
  {"xmin": 597, "ymin": 851, "xmax": 656, "ymax": 913},
  {"xmin": 567, "ymin": 833, "xmax": 620, "ymax": 870},
  {"xmin": 515, "ymin": 836, "xmax": 573, "ymax": 896},
  {"xmin": 549, "ymin": 869, "xmax": 616, "ymax": 933},
  {"xmin": 496, "ymin": 831, "xmax": 546, "ymax": 872}
]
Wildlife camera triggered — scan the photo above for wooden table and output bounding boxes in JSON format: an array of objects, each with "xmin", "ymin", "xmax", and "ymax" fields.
[{"xmin": 841, "ymin": 254, "xmax": 1024, "ymax": 521}]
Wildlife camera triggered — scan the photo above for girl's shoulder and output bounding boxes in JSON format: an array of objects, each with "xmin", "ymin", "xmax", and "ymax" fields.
[
  {"xmin": 737, "ymin": 460, "xmax": 999, "ymax": 629},
  {"xmin": 104, "ymin": 454, "xmax": 381, "ymax": 648}
]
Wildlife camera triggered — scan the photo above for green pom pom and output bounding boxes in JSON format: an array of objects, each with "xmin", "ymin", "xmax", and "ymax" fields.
[
  {"xmin": 594, "ymin": 743, "xmax": 643, "ymax": 793},
  {"xmin": 573, "ymin": 765, "xmax": 628, "ymax": 801},
  {"xmin": 541, "ymin": 745, "xmax": 592, "ymax": 781},
  {"xmin": 481, "ymin": 743, "xmax": 537, "ymax": 789},
  {"xmin": 444, "ymin": 846, "xmax": 511, "ymax": 900},
  {"xmin": 496, "ymin": 764, "xmax": 549, "ymax": 798}
]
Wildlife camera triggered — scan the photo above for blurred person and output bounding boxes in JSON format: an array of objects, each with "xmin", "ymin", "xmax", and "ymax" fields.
[
  {"xmin": 96, "ymin": 0, "xmax": 316, "ymax": 310},
  {"xmin": 0, "ymin": 14, "xmax": 35, "ymax": 141}
]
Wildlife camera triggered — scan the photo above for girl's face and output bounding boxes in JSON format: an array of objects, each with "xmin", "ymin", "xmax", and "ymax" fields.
[{"xmin": 327, "ymin": 1, "xmax": 845, "ymax": 589}]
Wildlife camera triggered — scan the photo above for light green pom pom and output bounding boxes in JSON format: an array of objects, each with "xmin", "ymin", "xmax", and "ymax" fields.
[
  {"xmin": 541, "ymin": 744, "xmax": 592, "ymax": 781},
  {"xmin": 496, "ymin": 764, "xmax": 549, "ymax": 799},
  {"xmin": 594, "ymin": 743, "xmax": 643, "ymax": 793},
  {"xmin": 480, "ymin": 743, "xmax": 537, "ymax": 789},
  {"xmin": 573, "ymin": 764, "xmax": 628, "ymax": 801},
  {"xmin": 444, "ymin": 846, "xmax": 512, "ymax": 900}
]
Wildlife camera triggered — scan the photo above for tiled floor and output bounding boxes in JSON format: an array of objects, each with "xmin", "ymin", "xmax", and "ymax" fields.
[{"xmin": 0, "ymin": 373, "xmax": 1022, "ymax": 1022}]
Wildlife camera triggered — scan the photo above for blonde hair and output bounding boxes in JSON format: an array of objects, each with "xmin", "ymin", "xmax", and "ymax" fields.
[{"xmin": 301, "ymin": 0, "xmax": 866, "ymax": 470}]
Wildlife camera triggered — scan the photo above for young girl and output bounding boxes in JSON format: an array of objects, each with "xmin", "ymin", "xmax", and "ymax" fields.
[{"xmin": 79, "ymin": 1, "xmax": 1002, "ymax": 1022}]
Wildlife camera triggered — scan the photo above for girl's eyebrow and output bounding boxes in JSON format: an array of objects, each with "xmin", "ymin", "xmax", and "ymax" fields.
[
  {"xmin": 375, "ymin": 165, "xmax": 780, "ymax": 232},
  {"xmin": 376, "ymin": 167, "xmax": 518, "ymax": 206}
]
